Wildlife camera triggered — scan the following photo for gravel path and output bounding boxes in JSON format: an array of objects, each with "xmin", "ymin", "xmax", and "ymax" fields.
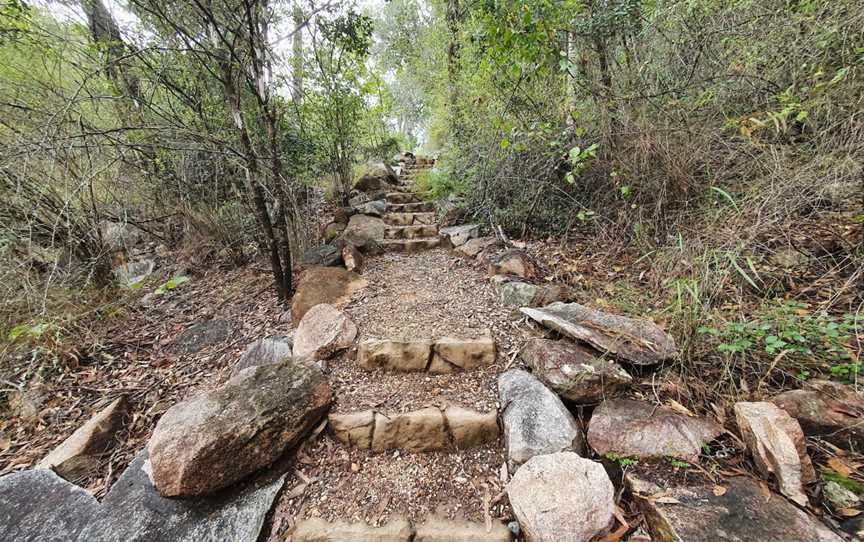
[{"xmin": 266, "ymin": 248, "xmax": 532, "ymax": 536}]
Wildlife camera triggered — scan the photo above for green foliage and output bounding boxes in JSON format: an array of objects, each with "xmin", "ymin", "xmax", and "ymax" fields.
[
  {"xmin": 605, "ymin": 452, "xmax": 639, "ymax": 467},
  {"xmin": 155, "ymin": 275, "xmax": 190, "ymax": 295},
  {"xmin": 697, "ymin": 301, "xmax": 857, "ymax": 379},
  {"xmin": 7, "ymin": 322, "xmax": 53, "ymax": 342},
  {"xmin": 822, "ymin": 471, "xmax": 864, "ymax": 495},
  {"xmin": 668, "ymin": 458, "xmax": 691, "ymax": 469}
]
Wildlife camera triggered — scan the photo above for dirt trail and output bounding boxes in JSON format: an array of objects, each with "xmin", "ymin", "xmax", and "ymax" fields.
[{"xmin": 264, "ymin": 236, "xmax": 530, "ymax": 536}]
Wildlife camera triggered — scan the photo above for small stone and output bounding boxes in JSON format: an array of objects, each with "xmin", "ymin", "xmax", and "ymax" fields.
[
  {"xmin": 293, "ymin": 304, "xmax": 357, "ymax": 361},
  {"xmin": 629, "ymin": 473, "xmax": 843, "ymax": 542},
  {"xmin": 355, "ymin": 199, "xmax": 388, "ymax": 217},
  {"xmin": 350, "ymin": 462, "xmax": 360, "ymax": 473},
  {"xmin": 439, "ymin": 224, "xmax": 480, "ymax": 247},
  {"xmin": 507, "ymin": 452, "xmax": 614, "ymax": 542},
  {"xmin": 772, "ymin": 380, "xmax": 864, "ymax": 450},
  {"xmin": 587, "ymin": 399, "xmax": 722, "ymax": 461},
  {"xmin": 457, "ymin": 237, "xmax": 500, "ymax": 258}
]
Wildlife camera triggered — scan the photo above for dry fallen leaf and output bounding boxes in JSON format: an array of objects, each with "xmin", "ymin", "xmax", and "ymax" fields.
[
  {"xmin": 838, "ymin": 508, "xmax": 862, "ymax": 517},
  {"xmin": 713, "ymin": 485, "xmax": 727, "ymax": 496},
  {"xmin": 827, "ymin": 457, "xmax": 858, "ymax": 477}
]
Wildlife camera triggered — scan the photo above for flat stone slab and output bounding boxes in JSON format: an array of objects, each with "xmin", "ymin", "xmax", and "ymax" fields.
[
  {"xmin": 383, "ymin": 238, "xmax": 441, "ymax": 252},
  {"xmin": 628, "ymin": 472, "xmax": 844, "ymax": 542},
  {"xmin": 0, "ymin": 450, "xmax": 285, "ymax": 542},
  {"xmin": 329, "ymin": 406, "xmax": 498, "ymax": 452},
  {"xmin": 357, "ymin": 334, "xmax": 495, "ymax": 373},
  {"xmin": 231, "ymin": 336, "xmax": 293, "ymax": 377},
  {"xmin": 293, "ymin": 516, "xmax": 511, "ymax": 542},
  {"xmin": 385, "ymin": 225, "xmax": 439, "ymax": 239},
  {"xmin": 587, "ymin": 398, "xmax": 722, "ymax": 462},
  {"xmin": 521, "ymin": 302, "xmax": 677, "ymax": 365},
  {"xmin": 386, "ymin": 192, "xmax": 421, "ymax": 204}
]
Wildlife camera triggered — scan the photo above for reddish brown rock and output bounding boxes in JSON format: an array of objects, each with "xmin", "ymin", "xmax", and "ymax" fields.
[
  {"xmin": 341, "ymin": 244, "xmax": 364, "ymax": 273},
  {"xmin": 456, "ymin": 236, "xmax": 500, "ymax": 258},
  {"xmin": 629, "ymin": 472, "xmax": 843, "ymax": 542},
  {"xmin": 587, "ymin": 399, "xmax": 722, "ymax": 461},
  {"xmin": 519, "ymin": 339, "xmax": 632, "ymax": 404},
  {"xmin": 148, "ymin": 362, "xmax": 330, "ymax": 496},
  {"xmin": 521, "ymin": 302, "xmax": 677, "ymax": 365},
  {"xmin": 293, "ymin": 304, "xmax": 357, "ymax": 361},
  {"xmin": 486, "ymin": 249, "xmax": 537, "ymax": 279},
  {"xmin": 772, "ymin": 380, "xmax": 864, "ymax": 449},
  {"xmin": 290, "ymin": 266, "xmax": 367, "ymax": 323}
]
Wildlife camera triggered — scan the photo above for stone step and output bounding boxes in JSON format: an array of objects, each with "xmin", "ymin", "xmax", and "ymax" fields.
[
  {"xmin": 384, "ymin": 212, "xmax": 436, "ymax": 226},
  {"xmin": 387, "ymin": 201, "xmax": 435, "ymax": 213},
  {"xmin": 382, "ymin": 238, "xmax": 441, "ymax": 252},
  {"xmin": 293, "ymin": 516, "xmax": 511, "ymax": 542},
  {"xmin": 358, "ymin": 334, "xmax": 495, "ymax": 373},
  {"xmin": 384, "ymin": 225, "xmax": 439, "ymax": 240},
  {"xmin": 328, "ymin": 405, "xmax": 499, "ymax": 452},
  {"xmin": 386, "ymin": 192, "xmax": 421, "ymax": 204}
]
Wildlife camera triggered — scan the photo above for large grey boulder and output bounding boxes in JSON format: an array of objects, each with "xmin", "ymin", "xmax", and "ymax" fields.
[
  {"xmin": 772, "ymin": 380, "xmax": 864, "ymax": 449},
  {"xmin": 231, "ymin": 337, "xmax": 293, "ymax": 377},
  {"xmin": 38, "ymin": 397, "xmax": 128, "ymax": 481},
  {"xmin": 629, "ymin": 473, "xmax": 843, "ymax": 542},
  {"xmin": 507, "ymin": 452, "xmax": 614, "ymax": 542},
  {"xmin": 498, "ymin": 369, "xmax": 584, "ymax": 469},
  {"xmin": 734, "ymin": 401, "xmax": 815, "ymax": 506},
  {"xmin": 338, "ymin": 214, "xmax": 386, "ymax": 253},
  {"xmin": 587, "ymin": 399, "xmax": 722, "ymax": 461},
  {"xmin": 521, "ymin": 302, "xmax": 677, "ymax": 365},
  {"xmin": 292, "ymin": 304, "xmax": 357, "ymax": 361},
  {"xmin": 519, "ymin": 339, "xmax": 631, "ymax": 404},
  {"xmin": 148, "ymin": 362, "xmax": 330, "ymax": 496},
  {"xmin": 0, "ymin": 450, "xmax": 285, "ymax": 542}
]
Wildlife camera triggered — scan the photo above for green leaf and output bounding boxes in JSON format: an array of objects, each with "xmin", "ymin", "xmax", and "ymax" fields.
[{"xmin": 710, "ymin": 186, "xmax": 739, "ymax": 212}]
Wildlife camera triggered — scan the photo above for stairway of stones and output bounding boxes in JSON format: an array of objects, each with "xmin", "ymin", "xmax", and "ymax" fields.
[
  {"xmin": 288, "ymin": 160, "xmax": 513, "ymax": 540},
  {"xmin": 382, "ymin": 159, "xmax": 442, "ymax": 253}
]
